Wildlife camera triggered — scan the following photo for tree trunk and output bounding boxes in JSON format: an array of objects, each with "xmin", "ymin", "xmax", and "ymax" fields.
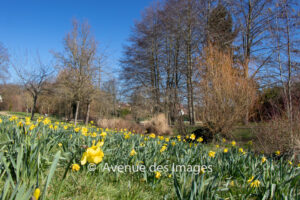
[
  {"xmin": 31, "ymin": 95, "xmax": 38, "ymax": 120},
  {"xmin": 85, "ymin": 102, "xmax": 91, "ymax": 125},
  {"xmin": 75, "ymin": 101, "xmax": 80, "ymax": 126}
]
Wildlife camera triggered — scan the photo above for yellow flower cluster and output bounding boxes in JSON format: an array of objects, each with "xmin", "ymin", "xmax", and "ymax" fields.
[
  {"xmin": 130, "ymin": 149, "xmax": 137, "ymax": 156},
  {"xmin": 155, "ymin": 171, "xmax": 161, "ymax": 179},
  {"xmin": 124, "ymin": 132, "xmax": 131, "ymax": 139},
  {"xmin": 43, "ymin": 118, "xmax": 51, "ymax": 125},
  {"xmin": 248, "ymin": 176, "xmax": 260, "ymax": 188},
  {"xmin": 9, "ymin": 115, "xmax": 18, "ymax": 121},
  {"xmin": 72, "ymin": 163, "xmax": 80, "ymax": 171},
  {"xmin": 190, "ymin": 134, "xmax": 196, "ymax": 140},
  {"xmin": 197, "ymin": 137, "xmax": 203, "ymax": 143},
  {"xmin": 231, "ymin": 141, "xmax": 236, "ymax": 146},
  {"xmin": 208, "ymin": 151, "xmax": 216, "ymax": 158},
  {"xmin": 81, "ymin": 141, "xmax": 104, "ymax": 165},
  {"xmin": 160, "ymin": 144, "xmax": 167, "ymax": 153}
]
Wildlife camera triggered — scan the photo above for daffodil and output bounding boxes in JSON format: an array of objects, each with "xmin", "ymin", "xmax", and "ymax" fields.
[
  {"xmin": 72, "ymin": 163, "xmax": 80, "ymax": 171},
  {"xmin": 74, "ymin": 127, "xmax": 80, "ymax": 132},
  {"xmin": 100, "ymin": 132, "xmax": 107, "ymax": 137},
  {"xmin": 81, "ymin": 141, "xmax": 104, "ymax": 165},
  {"xmin": 197, "ymin": 137, "xmax": 203, "ymax": 143},
  {"xmin": 231, "ymin": 141, "xmax": 236, "ymax": 146},
  {"xmin": 149, "ymin": 133, "xmax": 156, "ymax": 138},
  {"xmin": 81, "ymin": 127, "xmax": 88, "ymax": 135},
  {"xmin": 29, "ymin": 124, "xmax": 36, "ymax": 131},
  {"xmin": 130, "ymin": 149, "xmax": 137, "ymax": 156},
  {"xmin": 43, "ymin": 118, "xmax": 51, "ymax": 125},
  {"xmin": 58, "ymin": 143, "xmax": 62, "ymax": 147},
  {"xmin": 275, "ymin": 150, "xmax": 280, "ymax": 156},
  {"xmin": 239, "ymin": 148, "xmax": 244, "ymax": 153},
  {"xmin": 124, "ymin": 133, "xmax": 130, "ymax": 139},
  {"xmin": 190, "ymin": 134, "xmax": 196, "ymax": 140},
  {"xmin": 171, "ymin": 141, "xmax": 176, "ymax": 146},
  {"xmin": 251, "ymin": 180, "xmax": 260, "ymax": 188},
  {"xmin": 155, "ymin": 171, "xmax": 161, "ymax": 179},
  {"xmin": 247, "ymin": 176, "xmax": 254, "ymax": 183},
  {"xmin": 247, "ymin": 176, "xmax": 261, "ymax": 188},
  {"xmin": 160, "ymin": 145, "xmax": 167, "ymax": 153},
  {"xmin": 224, "ymin": 148, "xmax": 228, "ymax": 153},
  {"xmin": 33, "ymin": 188, "xmax": 40, "ymax": 200},
  {"xmin": 200, "ymin": 168, "xmax": 205, "ymax": 174},
  {"xmin": 18, "ymin": 121, "xmax": 23, "ymax": 127},
  {"xmin": 208, "ymin": 151, "xmax": 216, "ymax": 158},
  {"xmin": 261, "ymin": 156, "xmax": 266, "ymax": 163},
  {"xmin": 140, "ymin": 142, "xmax": 145, "ymax": 147},
  {"xmin": 9, "ymin": 115, "xmax": 18, "ymax": 121}
]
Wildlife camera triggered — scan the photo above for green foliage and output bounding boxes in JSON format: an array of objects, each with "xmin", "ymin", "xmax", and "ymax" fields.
[
  {"xmin": 118, "ymin": 108, "xmax": 131, "ymax": 118},
  {"xmin": 0, "ymin": 115, "xmax": 299, "ymax": 199}
]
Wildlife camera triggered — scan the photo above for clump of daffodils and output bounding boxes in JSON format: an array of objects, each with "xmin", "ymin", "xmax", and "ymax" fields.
[
  {"xmin": 190, "ymin": 134, "xmax": 196, "ymax": 140},
  {"xmin": 208, "ymin": 151, "xmax": 216, "ymax": 158},
  {"xmin": 9, "ymin": 115, "xmax": 18, "ymax": 121},
  {"xmin": 43, "ymin": 118, "xmax": 51, "ymax": 125},
  {"xmin": 248, "ymin": 176, "xmax": 261, "ymax": 188},
  {"xmin": 160, "ymin": 144, "xmax": 167, "ymax": 153},
  {"xmin": 81, "ymin": 140, "xmax": 104, "ymax": 165}
]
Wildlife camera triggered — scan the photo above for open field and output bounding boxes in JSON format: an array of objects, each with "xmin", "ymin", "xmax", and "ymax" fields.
[{"xmin": 0, "ymin": 114, "xmax": 299, "ymax": 199}]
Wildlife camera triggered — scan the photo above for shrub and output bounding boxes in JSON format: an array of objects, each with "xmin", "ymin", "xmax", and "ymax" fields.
[
  {"xmin": 144, "ymin": 113, "xmax": 173, "ymax": 136},
  {"xmin": 253, "ymin": 116, "xmax": 300, "ymax": 157},
  {"xmin": 196, "ymin": 45, "xmax": 256, "ymax": 137}
]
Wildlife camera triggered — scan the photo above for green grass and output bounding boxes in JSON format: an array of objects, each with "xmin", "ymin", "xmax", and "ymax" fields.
[
  {"xmin": 0, "ymin": 114, "xmax": 299, "ymax": 199},
  {"xmin": 48, "ymin": 170, "xmax": 175, "ymax": 200}
]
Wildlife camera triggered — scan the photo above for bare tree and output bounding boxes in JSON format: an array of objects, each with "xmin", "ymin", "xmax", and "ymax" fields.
[
  {"xmin": 12, "ymin": 53, "xmax": 53, "ymax": 120},
  {"xmin": 53, "ymin": 19, "xmax": 99, "ymax": 125},
  {"xmin": 227, "ymin": 0, "xmax": 274, "ymax": 123}
]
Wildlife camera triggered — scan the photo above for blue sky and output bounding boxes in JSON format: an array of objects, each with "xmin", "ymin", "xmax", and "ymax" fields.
[{"xmin": 0, "ymin": 0, "xmax": 154, "ymax": 81}]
